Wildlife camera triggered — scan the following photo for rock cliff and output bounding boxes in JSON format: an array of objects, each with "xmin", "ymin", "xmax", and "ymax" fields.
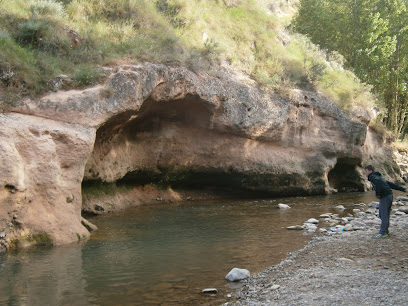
[{"xmin": 0, "ymin": 63, "xmax": 401, "ymax": 250}]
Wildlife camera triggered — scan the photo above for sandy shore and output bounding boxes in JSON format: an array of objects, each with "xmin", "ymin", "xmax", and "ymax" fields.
[{"xmin": 226, "ymin": 201, "xmax": 408, "ymax": 305}]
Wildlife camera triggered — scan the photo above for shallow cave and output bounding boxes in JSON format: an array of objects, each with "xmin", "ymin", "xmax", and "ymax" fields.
[
  {"xmin": 328, "ymin": 158, "xmax": 364, "ymax": 192},
  {"xmin": 84, "ymin": 94, "xmax": 264, "ymax": 196}
]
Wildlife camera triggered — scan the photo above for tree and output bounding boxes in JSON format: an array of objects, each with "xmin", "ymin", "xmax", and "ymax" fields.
[{"xmin": 293, "ymin": 0, "xmax": 408, "ymax": 137}]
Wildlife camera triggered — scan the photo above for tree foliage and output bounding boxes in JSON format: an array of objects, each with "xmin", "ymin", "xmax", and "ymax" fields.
[{"xmin": 293, "ymin": 0, "xmax": 408, "ymax": 137}]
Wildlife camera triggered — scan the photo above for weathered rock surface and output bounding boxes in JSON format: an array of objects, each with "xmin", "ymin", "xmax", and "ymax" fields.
[
  {"xmin": 0, "ymin": 63, "xmax": 403, "ymax": 248},
  {"xmin": 0, "ymin": 113, "xmax": 94, "ymax": 247}
]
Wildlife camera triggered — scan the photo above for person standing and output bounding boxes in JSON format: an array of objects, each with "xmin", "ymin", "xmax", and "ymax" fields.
[{"xmin": 364, "ymin": 165, "xmax": 406, "ymax": 238}]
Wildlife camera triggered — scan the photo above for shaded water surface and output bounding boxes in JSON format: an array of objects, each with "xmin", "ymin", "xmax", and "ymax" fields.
[{"xmin": 0, "ymin": 192, "xmax": 376, "ymax": 305}]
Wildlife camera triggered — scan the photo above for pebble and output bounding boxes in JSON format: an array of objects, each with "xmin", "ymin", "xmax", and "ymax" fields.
[
  {"xmin": 202, "ymin": 288, "xmax": 217, "ymax": 293},
  {"xmin": 337, "ymin": 257, "xmax": 354, "ymax": 263},
  {"xmin": 287, "ymin": 225, "xmax": 304, "ymax": 230},
  {"xmin": 305, "ymin": 218, "xmax": 319, "ymax": 224},
  {"xmin": 320, "ymin": 213, "xmax": 332, "ymax": 218}
]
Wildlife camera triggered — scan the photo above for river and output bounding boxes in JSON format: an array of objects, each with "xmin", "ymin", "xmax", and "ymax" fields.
[{"xmin": 0, "ymin": 192, "xmax": 376, "ymax": 305}]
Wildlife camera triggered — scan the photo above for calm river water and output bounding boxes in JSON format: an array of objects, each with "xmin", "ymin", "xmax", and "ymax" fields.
[{"xmin": 0, "ymin": 192, "xmax": 377, "ymax": 305}]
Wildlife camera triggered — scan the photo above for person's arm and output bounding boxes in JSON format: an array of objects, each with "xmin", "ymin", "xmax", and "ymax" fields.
[{"xmin": 386, "ymin": 181, "xmax": 406, "ymax": 192}]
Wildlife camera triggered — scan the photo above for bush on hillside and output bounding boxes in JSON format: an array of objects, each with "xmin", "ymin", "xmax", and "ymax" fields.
[
  {"xmin": 0, "ymin": 0, "xmax": 379, "ymax": 117},
  {"xmin": 29, "ymin": 0, "xmax": 65, "ymax": 18}
]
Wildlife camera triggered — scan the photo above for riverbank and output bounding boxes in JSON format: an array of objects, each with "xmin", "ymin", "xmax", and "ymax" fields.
[{"xmin": 228, "ymin": 198, "xmax": 408, "ymax": 305}]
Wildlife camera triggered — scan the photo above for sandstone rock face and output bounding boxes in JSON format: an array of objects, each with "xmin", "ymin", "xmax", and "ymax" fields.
[
  {"xmin": 0, "ymin": 113, "xmax": 95, "ymax": 248},
  {"xmin": 0, "ymin": 63, "xmax": 401, "ymax": 248}
]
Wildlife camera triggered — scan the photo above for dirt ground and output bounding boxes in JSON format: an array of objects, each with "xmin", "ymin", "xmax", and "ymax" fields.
[{"xmin": 227, "ymin": 208, "xmax": 408, "ymax": 305}]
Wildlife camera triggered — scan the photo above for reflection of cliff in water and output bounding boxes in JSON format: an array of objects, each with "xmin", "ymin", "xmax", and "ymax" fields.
[{"xmin": 0, "ymin": 246, "xmax": 88, "ymax": 305}]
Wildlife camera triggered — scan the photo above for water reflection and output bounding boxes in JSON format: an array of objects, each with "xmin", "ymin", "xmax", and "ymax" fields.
[
  {"xmin": 0, "ymin": 245, "xmax": 88, "ymax": 305},
  {"xmin": 0, "ymin": 192, "xmax": 381, "ymax": 305}
]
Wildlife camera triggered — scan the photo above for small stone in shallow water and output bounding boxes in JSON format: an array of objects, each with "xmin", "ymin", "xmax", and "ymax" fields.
[
  {"xmin": 278, "ymin": 203, "xmax": 291, "ymax": 209},
  {"xmin": 335, "ymin": 205, "xmax": 346, "ymax": 210},
  {"xmin": 320, "ymin": 213, "xmax": 331, "ymax": 218},
  {"xmin": 305, "ymin": 218, "xmax": 319, "ymax": 224},
  {"xmin": 202, "ymin": 288, "xmax": 217, "ymax": 293},
  {"xmin": 287, "ymin": 225, "xmax": 304, "ymax": 230}
]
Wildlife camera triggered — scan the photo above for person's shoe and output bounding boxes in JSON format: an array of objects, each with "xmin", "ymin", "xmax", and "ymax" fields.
[{"xmin": 373, "ymin": 233, "xmax": 389, "ymax": 239}]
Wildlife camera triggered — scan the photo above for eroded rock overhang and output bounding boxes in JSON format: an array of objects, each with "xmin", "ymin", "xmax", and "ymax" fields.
[
  {"xmin": 81, "ymin": 64, "xmax": 367, "ymax": 198},
  {"xmin": 1, "ymin": 63, "xmax": 375, "ymax": 246}
]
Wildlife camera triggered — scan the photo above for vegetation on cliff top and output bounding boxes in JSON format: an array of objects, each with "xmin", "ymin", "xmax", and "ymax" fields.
[
  {"xmin": 1, "ymin": 0, "xmax": 375, "ymax": 115},
  {"xmin": 294, "ymin": 0, "xmax": 408, "ymax": 138}
]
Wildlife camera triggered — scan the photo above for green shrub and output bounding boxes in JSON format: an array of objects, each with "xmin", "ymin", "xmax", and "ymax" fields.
[
  {"xmin": 16, "ymin": 17, "xmax": 50, "ymax": 47},
  {"xmin": 73, "ymin": 65, "xmax": 104, "ymax": 87},
  {"xmin": 29, "ymin": 0, "xmax": 65, "ymax": 18},
  {"xmin": 0, "ymin": 34, "xmax": 41, "ymax": 93}
]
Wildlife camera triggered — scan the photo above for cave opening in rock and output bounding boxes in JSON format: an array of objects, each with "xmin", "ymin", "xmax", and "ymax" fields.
[
  {"xmin": 82, "ymin": 94, "xmax": 253, "ymax": 195},
  {"xmin": 328, "ymin": 158, "xmax": 364, "ymax": 192}
]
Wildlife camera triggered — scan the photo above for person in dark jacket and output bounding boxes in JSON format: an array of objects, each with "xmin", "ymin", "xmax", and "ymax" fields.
[{"xmin": 364, "ymin": 165, "xmax": 406, "ymax": 238}]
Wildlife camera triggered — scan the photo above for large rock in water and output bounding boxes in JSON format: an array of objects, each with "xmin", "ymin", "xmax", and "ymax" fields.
[{"xmin": 0, "ymin": 63, "xmax": 402, "ymax": 248}]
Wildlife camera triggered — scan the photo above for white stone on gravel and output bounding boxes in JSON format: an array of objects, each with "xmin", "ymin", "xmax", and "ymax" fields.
[
  {"xmin": 365, "ymin": 218, "xmax": 381, "ymax": 225},
  {"xmin": 398, "ymin": 206, "xmax": 408, "ymax": 212},
  {"xmin": 335, "ymin": 205, "xmax": 346, "ymax": 210},
  {"xmin": 225, "ymin": 268, "xmax": 250, "ymax": 282},
  {"xmin": 368, "ymin": 201, "xmax": 380, "ymax": 208},
  {"xmin": 344, "ymin": 224, "xmax": 353, "ymax": 231},
  {"xmin": 341, "ymin": 217, "xmax": 349, "ymax": 223},
  {"xmin": 278, "ymin": 203, "xmax": 291, "ymax": 209},
  {"xmin": 287, "ymin": 225, "xmax": 304, "ymax": 230},
  {"xmin": 337, "ymin": 257, "xmax": 354, "ymax": 263},
  {"xmin": 305, "ymin": 218, "xmax": 319, "ymax": 224},
  {"xmin": 350, "ymin": 220, "xmax": 366, "ymax": 230},
  {"xmin": 320, "ymin": 213, "xmax": 332, "ymax": 218}
]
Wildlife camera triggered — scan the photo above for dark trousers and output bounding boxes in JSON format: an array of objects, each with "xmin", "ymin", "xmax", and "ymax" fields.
[{"xmin": 379, "ymin": 194, "xmax": 393, "ymax": 234}]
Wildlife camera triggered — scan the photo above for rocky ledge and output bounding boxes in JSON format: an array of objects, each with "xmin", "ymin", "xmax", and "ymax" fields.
[
  {"xmin": 0, "ymin": 63, "xmax": 403, "ymax": 249},
  {"xmin": 228, "ymin": 196, "xmax": 408, "ymax": 305}
]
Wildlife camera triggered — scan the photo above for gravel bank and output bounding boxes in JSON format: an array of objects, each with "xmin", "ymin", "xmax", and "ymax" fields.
[{"xmin": 227, "ymin": 200, "xmax": 408, "ymax": 305}]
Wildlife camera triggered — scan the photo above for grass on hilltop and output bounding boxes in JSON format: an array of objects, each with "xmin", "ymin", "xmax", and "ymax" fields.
[{"xmin": 0, "ymin": 0, "xmax": 377, "ymax": 114}]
